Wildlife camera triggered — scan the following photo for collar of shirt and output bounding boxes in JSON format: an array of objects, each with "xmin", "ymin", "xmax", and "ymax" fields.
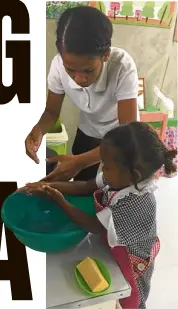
[{"xmin": 105, "ymin": 177, "xmax": 157, "ymax": 206}]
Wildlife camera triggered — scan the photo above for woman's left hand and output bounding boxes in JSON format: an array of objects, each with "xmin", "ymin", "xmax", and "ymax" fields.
[{"xmin": 42, "ymin": 154, "xmax": 84, "ymax": 182}]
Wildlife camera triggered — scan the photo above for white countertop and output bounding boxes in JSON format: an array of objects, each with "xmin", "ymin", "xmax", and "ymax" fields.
[{"xmin": 46, "ymin": 235, "xmax": 131, "ymax": 308}]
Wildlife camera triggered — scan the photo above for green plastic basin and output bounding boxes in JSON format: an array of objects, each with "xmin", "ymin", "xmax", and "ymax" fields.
[{"xmin": 1, "ymin": 192, "xmax": 95, "ymax": 252}]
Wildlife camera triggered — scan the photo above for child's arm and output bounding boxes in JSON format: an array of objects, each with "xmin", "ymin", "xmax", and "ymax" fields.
[
  {"xmin": 43, "ymin": 185, "xmax": 105, "ymax": 234},
  {"xmin": 47, "ymin": 179, "xmax": 97, "ymax": 195},
  {"xmin": 24, "ymin": 178, "xmax": 97, "ymax": 196},
  {"xmin": 48, "ymin": 171, "xmax": 105, "ymax": 195}
]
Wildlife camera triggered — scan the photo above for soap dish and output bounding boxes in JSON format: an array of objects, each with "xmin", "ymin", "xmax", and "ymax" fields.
[{"xmin": 74, "ymin": 258, "xmax": 112, "ymax": 297}]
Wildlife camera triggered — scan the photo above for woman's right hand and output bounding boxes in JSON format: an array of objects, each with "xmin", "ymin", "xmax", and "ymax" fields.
[{"xmin": 25, "ymin": 125, "xmax": 43, "ymax": 163}]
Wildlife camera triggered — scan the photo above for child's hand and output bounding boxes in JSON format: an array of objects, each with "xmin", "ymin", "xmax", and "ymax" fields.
[
  {"xmin": 17, "ymin": 181, "xmax": 47, "ymax": 196},
  {"xmin": 17, "ymin": 186, "xmax": 27, "ymax": 193},
  {"xmin": 16, "ymin": 182, "xmax": 64, "ymax": 203},
  {"xmin": 42, "ymin": 185, "xmax": 65, "ymax": 203}
]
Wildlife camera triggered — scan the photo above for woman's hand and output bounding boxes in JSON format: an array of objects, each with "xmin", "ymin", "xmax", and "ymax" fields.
[
  {"xmin": 42, "ymin": 154, "xmax": 84, "ymax": 182},
  {"xmin": 25, "ymin": 125, "xmax": 43, "ymax": 164}
]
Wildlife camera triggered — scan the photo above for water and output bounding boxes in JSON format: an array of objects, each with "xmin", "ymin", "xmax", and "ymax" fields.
[{"xmin": 18, "ymin": 209, "xmax": 78, "ymax": 234}]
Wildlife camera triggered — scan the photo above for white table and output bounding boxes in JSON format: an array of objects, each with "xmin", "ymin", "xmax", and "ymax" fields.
[{"xmin": 46, "ymin": 235, "xmax": 131, "ymax": 308}]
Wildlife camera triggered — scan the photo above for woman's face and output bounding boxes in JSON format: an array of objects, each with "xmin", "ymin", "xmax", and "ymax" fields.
[{"xmin": 61, "ymin": 51, "xmax": 109, "ymax": 87}]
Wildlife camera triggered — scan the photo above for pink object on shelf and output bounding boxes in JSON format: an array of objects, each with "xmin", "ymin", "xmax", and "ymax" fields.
[
  {"xmin": 140, "ymin": 112, "xmax": 177, "ymax": 178},
  {"xmin": 159, "ymin": 126, "xmax": 178, "ymax": 177}
]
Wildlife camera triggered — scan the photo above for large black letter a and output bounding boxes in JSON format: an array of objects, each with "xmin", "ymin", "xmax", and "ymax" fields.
[{"xmin": 0, "ymin": 182, "xmax": 32, "ymax": 300}]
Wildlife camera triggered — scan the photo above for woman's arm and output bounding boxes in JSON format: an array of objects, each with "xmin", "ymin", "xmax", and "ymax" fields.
[
  {"xmin": 76, "ymin": 146, "xmax": 100, "ymax": 169},
  {"xmin": 37, "ymin": 90, "xmax": 65, "ymax": 135},
  {"xmin": 42, "ymin": 148, "xmax": 101, "ymax": 182},
  {"xmin": 118, "ymin": 98, "xmax": 138, "ymax": 124},
  {"xmin": 25, "ymin": 91, "xmax": 65, "ymax": 163}
]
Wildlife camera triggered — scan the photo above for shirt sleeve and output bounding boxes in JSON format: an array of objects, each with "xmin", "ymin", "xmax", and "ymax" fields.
[
  {"xmin": 96, "ymin": 207, "xmax": 118, "ymax": 247},
  {"xmin": 95, "ymin": 172, "xmax": 107, "ymax": 189},
  {"xmin": 115, "ymin": 54, "xmax": 138, "ymax": 102},
  {"xmin": 47, "ymin": 55, "xmax": 65, "ymax": 94}
]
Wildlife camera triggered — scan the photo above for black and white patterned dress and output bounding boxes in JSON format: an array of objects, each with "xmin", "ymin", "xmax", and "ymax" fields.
[{"xmin": 95, "ymin": 173, "xmax": 160, "ymax": 309}]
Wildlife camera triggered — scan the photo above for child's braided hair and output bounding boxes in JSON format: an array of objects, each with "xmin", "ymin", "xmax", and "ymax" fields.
[
  {"xmin": 104, "ymin": 122, "xmax": 177, "ymax": 186},
  {"xmin": 56, "ymin": 6, "xmax": 113, "ymax": 56}
]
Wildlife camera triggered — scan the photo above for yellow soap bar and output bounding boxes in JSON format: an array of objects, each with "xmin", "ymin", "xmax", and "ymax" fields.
[{"xmin": 76, "ymin": 257, "xmax": 109, "ymax": 293}]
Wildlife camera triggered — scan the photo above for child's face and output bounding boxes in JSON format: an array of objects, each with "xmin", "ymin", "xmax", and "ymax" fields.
[{"xmin": 100, "ymin": 140, "xmax": 131, "ymax": 189}]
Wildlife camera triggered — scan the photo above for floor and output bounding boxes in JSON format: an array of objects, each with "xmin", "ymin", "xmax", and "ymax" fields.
[
  {"xmin": 147, "ymin": 175, "xmax": 178, "ymax": 309},
  {"xmin": 86, "ymin": 175, "xmax": 178, "ymax": 309}
]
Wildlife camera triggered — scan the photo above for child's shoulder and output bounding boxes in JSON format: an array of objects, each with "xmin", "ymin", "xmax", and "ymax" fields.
[{"xmin": 107, "ymin": 178, "xmax": 157, "ymax": 207}]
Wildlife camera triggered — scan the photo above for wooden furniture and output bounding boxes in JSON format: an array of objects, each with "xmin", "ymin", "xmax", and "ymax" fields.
[
  {"xmin": 140, "ymin": 111, "xmax": 168, "ymax": 141},
  {"xmin": 138, "ymin": 78, "xmax": 146, "ymax": 110}
]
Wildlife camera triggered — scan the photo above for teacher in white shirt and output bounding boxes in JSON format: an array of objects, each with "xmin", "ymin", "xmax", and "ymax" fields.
[{"xmin": 25, "ymin": 6, "xmax": 139, "ymax": 181}]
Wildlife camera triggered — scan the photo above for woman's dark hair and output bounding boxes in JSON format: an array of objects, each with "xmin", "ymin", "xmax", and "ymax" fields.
[
  {"xmin": 104, "ymin": 122, "xmax": 177, "ymax": 186},
  {"xmin": 56, "ymin": 6, "xmax": 113, "ymax": 56}
]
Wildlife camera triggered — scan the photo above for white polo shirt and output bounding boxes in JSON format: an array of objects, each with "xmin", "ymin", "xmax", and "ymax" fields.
[{"xmin": 47, "ymin": 47, "xmax": 138, "ymax": 139}]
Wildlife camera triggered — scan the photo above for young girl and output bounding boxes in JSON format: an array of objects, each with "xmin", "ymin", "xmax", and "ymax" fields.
[{"xmin": 24, "ymin": 122, "xmax": 176, "ymax": 309}]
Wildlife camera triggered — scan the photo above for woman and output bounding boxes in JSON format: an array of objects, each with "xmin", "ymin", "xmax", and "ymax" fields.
[{"xmin": 25, "ymin": 6, "xmax": 139, "ymax": 181}]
